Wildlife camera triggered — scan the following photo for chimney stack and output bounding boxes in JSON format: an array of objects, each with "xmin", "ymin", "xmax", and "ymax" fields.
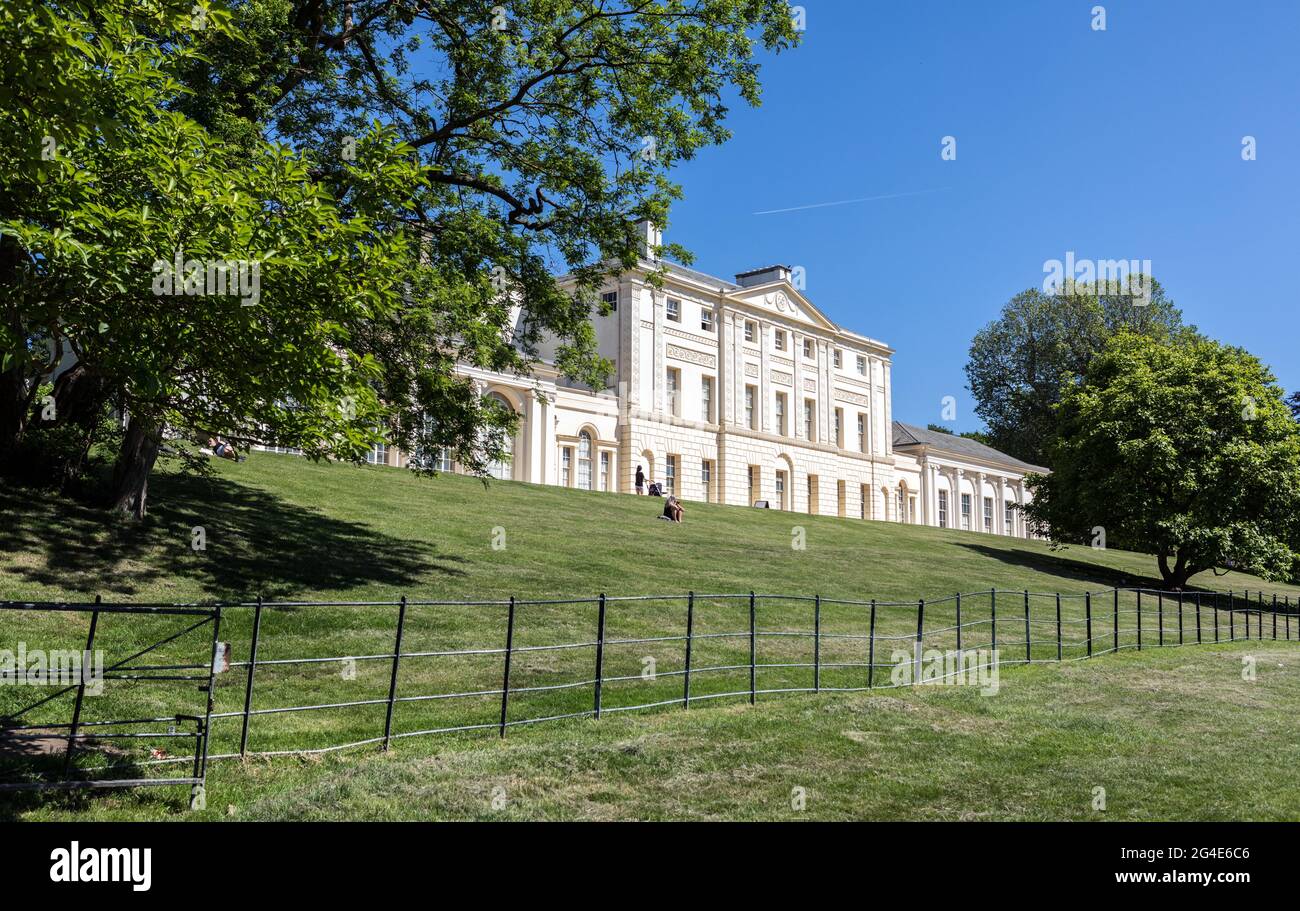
[{"xmin": 636, "ymin": 220, "xmax": 662, "ymax": 261}]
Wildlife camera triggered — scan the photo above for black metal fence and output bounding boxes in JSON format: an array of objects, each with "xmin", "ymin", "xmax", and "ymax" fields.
[{"xmin": 2, "ymin": 587, "xmax": 1297, "ymax": 802}]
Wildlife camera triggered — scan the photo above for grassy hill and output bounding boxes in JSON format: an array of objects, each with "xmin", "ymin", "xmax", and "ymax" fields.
[{"xmin": 2, "ymin": 452, "xmax": 1298, "ymax": 821}]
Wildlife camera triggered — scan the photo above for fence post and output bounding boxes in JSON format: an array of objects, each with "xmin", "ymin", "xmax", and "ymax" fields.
[
  {"xmin": 813, "ymin": 594, "xmax": 821, "ymax": 693},
  {"xmin": 1085, "ymin": 592, "xmax": 1093, "ymax": 659},
  {"xmin": 914, "ymin": 599, "xmax": 925, "ymax": 685},
  {"xmin": 867, "ymin": 599, "xmax": 877, "ymax": 689},
  {"xmin": 1157, "ymin": 593, "xmax": 1164, "ymax": 647},
  {"xmin": 1113, "ymin": 588, "xmax": 1119, "ymax": 653},
  {"xmin": 749, "ymin": 591, "xmax": 757, "ymax": 705},
  {"xmin": 1273, "ymin": 594, "xmax": 1278, "ymax": 640},
  {"xmin": 1259, "ymin": 591, "xmax": 1265, "ymax": 639},
  {"xmin": 191, "ymin": 604, "xmax": 222, "ymax": 808},
  {"xmin": 1024, "ymin": 590, "xmax": 1031, "ymax": 664},
  {"xmin": 1229, "ymin": 592, "xmax": 1235, "ymax": 640},
  {"xmin": 683, "ymin": 592, "xmax": 694, "ymax": 708},
  {"xmin": 63, "ymin": 595, "xmax": 102, "ymax": 778},
  {"xmin": 499, "ymin": 596, "xmax": 515, "ymax": 738},
  {"xmin": 991, "ymin": 589, "xmax": 997, "ymax": 655},
  {"xmin": 1214, "ymin": 592, "xmax": 1220, "ymax": 642},
  {"xmin": 1136, "ymin": 591, "xmax": 1143, "ymax": 651},
  {"xmin": 1055, "ymin": 593, "xmax": 1062, "ymax": 661},
  {"xmin": 1177, "ymin": 592, "xmax": 1184, "ymax": 645},
  {"xmin": 955, "ymin": 592, "xmax": 962, "ymax": 653},
  {"xmin": 594, "ymin": 593, "xmax": 607, "ymax": 719},
  {"xmin": 382, "ymin": 595, "xmax": 407, "ymax": 752},
  {"xmin": 239, "ymin": 594, "xmax": 264, "ymax": 757},
  {"xmin": 1195, "ymin": 593, "xmax": 1202, "ymax": 644}
]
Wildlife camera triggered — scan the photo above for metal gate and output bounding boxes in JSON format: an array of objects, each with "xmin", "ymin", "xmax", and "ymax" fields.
[{"xmin": 0, "ymin": 598, "xmax": 221, "ymax": 808}]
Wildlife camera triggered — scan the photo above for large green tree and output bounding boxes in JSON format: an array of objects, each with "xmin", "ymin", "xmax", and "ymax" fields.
[
  {"xmin": 2, "ymin": 0, "xmax": 800, "ymax": 516},
  {"xmin": 1024, "ymin": 332, "xmax": 1300, "ymax": 589},
  {"xmin": 965, "ymin": 278, "xmax": 1188, "ymax": 465}
]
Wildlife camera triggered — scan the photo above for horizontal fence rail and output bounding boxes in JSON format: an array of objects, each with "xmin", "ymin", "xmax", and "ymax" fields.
[{"xmin": 1, "ymin": 588, "xmax": 1297, "ymax": 801}]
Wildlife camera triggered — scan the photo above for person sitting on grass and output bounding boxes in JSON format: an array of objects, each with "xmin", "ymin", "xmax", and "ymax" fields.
[
  {"xmin": 207, "ymin": 436, "xmax": 245, "ymax": 462},
  {"xmin": 662, "ymin": 495, "xmax": 683, "ymax": 523}
]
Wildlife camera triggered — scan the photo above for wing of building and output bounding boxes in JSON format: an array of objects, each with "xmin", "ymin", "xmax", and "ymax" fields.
[{"xmin": 316, "ymin": 222, "xmax": 1048, "ymax": 537}]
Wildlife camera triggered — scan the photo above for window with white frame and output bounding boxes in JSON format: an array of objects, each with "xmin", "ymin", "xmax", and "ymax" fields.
[
  {"xmin": 666, "ymin": 367, "xmax": 681, "ymax": 416},
  {"xmin": 1005, "ymin": 501, "xmax": 1015, "ymax": 535},
  {"xmin": 857, "ymin": 413, "xmax": 867, "ymax": 452},
  {"xmin": 701, "ymin": 376, "xmax": 715, "ymax": 423},
  {"xmin": 600, "ymin": 451, "xmax": 610, "ymax": 491},
  {"xmin": 834, "ymin": 408, "xmax": 843, "ymax": 447},
  {"xmin": 744, "ymin": 320, "xmax": 756, "ymax": 343},
  {"xmin": 983, "ymin": 496, "xmax": 993, "ymax": 532},
  {"xmin": 665, "ymin": 454, "xmax": 677, "ymax": 494},
  {"xmin": 896, "ymin": 488, "xmax": 905, "ymax": 523},
  {"xmin": 775, "ymin": 392, "xmax": 787, "ymax": 435},
  {"xmin": 561, "ymin": 447, "xmax": 572, "ymax": 486},
  {"xmin": 856, "ymin": 354, "xmax": 867, "ymax": 376},
  {"xmin": 745, "ymin": 385, "xmax": 757, "ymax": 429},
  {"xmin": 961, "ymin": 493, "xmax": 972, "ymax": 530},
  {"xmin": 701, "ymin": 459, "xmax": 713, "ymax": 501},
  {"xmin": 860, "ymin": 484, "xmax": 869, "ymax": 519},
  {"xmin": 367, "ymin": 444, "xmax": 388, "ymax": 465},
  {"xmin": 578, "ymin": 431, "xmax": 593, "ymax": 490},
  {"xmin": 803, "ymin": 399, "xmax": 815, "ymax": 440},
  {"xmin": 701, "ymin": 309, "xmax": 714, "ymax": 332},
  {"xmin": 666, "ymin": 297, "xmax": 681, "ymax": 322},
  {"xmin": 775, "ymin": 469, "xmax": 787, "ymax": 509},
  {"xmin": 802, "ymin": 338, "xmax": 815, "ymax": 360},
  {"xmin": 938, "ymin": 490, "xmax": 948, "ymax": 528},
  {"xmin": 833, "ymin": 348, "xmax": 842, "ymax": 369},
  {"xmin": 774, "ymin": 329, "xmax": 786, "ymax": 351},
  {"xmin": 436, "ymin": 449, "xmax": 454, "ymax": 473}
]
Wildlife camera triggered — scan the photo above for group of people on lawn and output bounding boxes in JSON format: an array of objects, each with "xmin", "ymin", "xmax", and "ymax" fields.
[{"xmin": 635, "ymin": 464, "xmax": 683, "ymax": 523}]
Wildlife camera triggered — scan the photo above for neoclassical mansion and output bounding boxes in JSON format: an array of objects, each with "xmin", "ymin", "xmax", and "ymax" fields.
[{"xmin": 328, "ymin": 224, "xmax": 1047, "ymax": 536}]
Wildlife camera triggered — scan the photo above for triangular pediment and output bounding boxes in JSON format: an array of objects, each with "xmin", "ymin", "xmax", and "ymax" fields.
[{"xmin": 724, "ymin": 281, "xmax": 841, "ymax": 333}]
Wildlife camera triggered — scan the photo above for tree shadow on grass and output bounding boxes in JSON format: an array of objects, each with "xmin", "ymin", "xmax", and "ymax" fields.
[
  {"xmin": 953, "ymin": 542, "xmax": 1222, "ymax": 594},
  {"xmin": 0, "ymin": 471, "xmax": 465, "ymax": 602}
]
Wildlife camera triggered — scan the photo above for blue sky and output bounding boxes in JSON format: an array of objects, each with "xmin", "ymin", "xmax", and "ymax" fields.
[{"xmin": 664, "ymin": 0, "xmax": 1300, "ymax": 432}]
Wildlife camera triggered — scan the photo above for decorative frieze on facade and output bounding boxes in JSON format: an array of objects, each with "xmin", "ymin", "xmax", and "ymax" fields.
[
  {"xmin": 770, "ymin": 369, "xmax": 792, "ymax": 386},
  {"xmin": 666, "ymin": 344, "xmax": 717, "ymax": 369},
  {"xmin": 836, "ymin": 390, "xmax": 873, "ymax": 408}
]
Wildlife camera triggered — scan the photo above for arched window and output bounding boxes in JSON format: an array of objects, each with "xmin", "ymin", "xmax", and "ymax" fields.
[
  {"xmin": 486, "ymin": 393, "xmax": 514, "ymax": 480},
  {"xmin": 578, "ymin": 431, "xmax": 593, "ymax": 490}
]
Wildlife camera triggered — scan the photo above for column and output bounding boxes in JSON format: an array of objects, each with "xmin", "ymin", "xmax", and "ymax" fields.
[
  {"xmin": 651, "ymin": 288, "xmax": 665, "ymax": 414},
  {"xmin": 791, "ymin": 329, "xmax": 802, "ymax": 440},
  {"xmin": 954, "ymin": 468, "xmax": 965, "ymax": 529},
  {"xmin": 759, "ymin": 321, "xmax": 771, "ymax": 432}
]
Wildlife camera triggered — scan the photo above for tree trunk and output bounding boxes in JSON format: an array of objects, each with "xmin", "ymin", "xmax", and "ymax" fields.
[
  {"xmin": 1157, "ymin": 551, "xmax": 1194, "ymax": 590},
  {"xmin": 110, "ymin": 416, "xmax": 162, "ymax": 519},
  {"xmin": 0, "ymin": 363, "xmax": 38, "ymax": 457}
]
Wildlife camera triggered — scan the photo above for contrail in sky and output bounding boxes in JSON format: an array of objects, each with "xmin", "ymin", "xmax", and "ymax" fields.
[{"xmin": 752, "ymin": 187, "xmax": 950, "ymax": 216}]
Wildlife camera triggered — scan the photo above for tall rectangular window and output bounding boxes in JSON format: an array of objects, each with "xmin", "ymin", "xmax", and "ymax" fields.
[
  {"xmin": 802, "ymin": 338, "xmax": 815, "ymax": 360},
  {"xmin": 666, "ymin": 297, "xmax": 681, "ymax": 322},
  {"xmin": 803, "ymin": 399, "xmax": 815, "ymax": 441},
  {"xmin": 437, "ymin": 450, "xmax": 454, "ymax": 473},
  {"xmin": 774, "ymin": 329, "xmax": 786, "ymax": 352},
  {"xmin": 701, "ymin": 459, "xmax": 713, "ymax": 502},
  {"xmin": 1005, "ymin": 502, "xmax": 1015, "ymax": 536},
  {"xmin": 745, "ymin": 385, "xmax": 757, "ymax": 429},
  {"xmin": 666, "ymin": 367, "xmax": 680, "ymax": 416},
  {"xmin": 665, "ymin": 454, "xmax": 677, "ymax": 494},
  {"xmin": 857, "ymin": 354, "xmax": 867, "ymax": 376},
  {"xmin": 701, "ymin": 309, "xmax": 714, "ymax": 332},
  {"xmin": 983, "ymin": 497, "xmax": 993, "ymax": 532},
  {"xmin": 860, "ymin": 484, "xmax": 869, "ymax": 519},
  {"xmin": 897, "ymin": 489, "xmax": 905, "ymax": 523},
  {"xmin": 938, "ymin": 490, "xmax": 949, "ymax": 528},
  {"xmin": 833, "ymin": 348, "xmax": 842, "ymax": 369},
  {"xmin": 834, "ymin": 408, "xmax": 844, "ymax": 448},
  {"xmin": 601, "ymin": 290, "xmax": 618, "ymax": 312},
  {"xmin": 775, "ymin": 392, "xmax": 787, "ymax": 436},
  {"xmin": 961, "ymin": 493, "xmax": 972, "ymax": 530},
  {"xmin": 600, "ymin": 451, "xmax": 610, "ymax": 491},
  {"xmin": 744, "ymin": 320, "xmax": 756, "ymax": 343},
  {"xmin": 561, "ymin": 447, "xmax": 573, "ymax": 486},
  {"xmin": 367, "ymin": 444, "xmax": 388, "ymax": 466},
  {"xmin": 775, "ymin": 470, "xmax": 787, "ymax": 510},
  {"xmin": 701, "ymin": 376, "xmax": 715, "ymax": 423},
  {"xmin": 857, "ymin": 413, "xmax": 867, "ymax": 452}
]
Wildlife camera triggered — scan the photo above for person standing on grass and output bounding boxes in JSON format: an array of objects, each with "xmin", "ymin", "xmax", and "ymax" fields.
[{"xmin": 635, "ymin": 464, "xmax": 646, "ymax": 495}]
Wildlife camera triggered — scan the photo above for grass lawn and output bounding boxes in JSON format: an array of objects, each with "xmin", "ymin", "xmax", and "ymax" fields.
[{"xmin": 2, "ymin": 452, "xmax": 1298, "ymax": 820}]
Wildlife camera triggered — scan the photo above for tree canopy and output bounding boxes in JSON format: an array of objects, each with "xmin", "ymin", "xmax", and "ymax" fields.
[
  {"xmin": 964, "ymin": 278, "xmax": 1188, "ymax": 465},
  {"xmin": 1023, "ymin": 332, "xmax": 1300, "ymax": 589}
]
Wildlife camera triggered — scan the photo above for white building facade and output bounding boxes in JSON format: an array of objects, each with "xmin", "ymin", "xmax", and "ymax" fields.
[{"xmin": 347, "ymin": 226, "xmax": 1046, "ymax": 536}]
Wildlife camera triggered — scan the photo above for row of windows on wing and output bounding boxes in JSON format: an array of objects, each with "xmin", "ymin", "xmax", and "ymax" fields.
[
  {"xmin": 602, "ymin": 290, "xmax": 874, "ymax": 376},
  {"xmin": 935, "ymin": 489, "xmax": 1019, "ymax": 535}
]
